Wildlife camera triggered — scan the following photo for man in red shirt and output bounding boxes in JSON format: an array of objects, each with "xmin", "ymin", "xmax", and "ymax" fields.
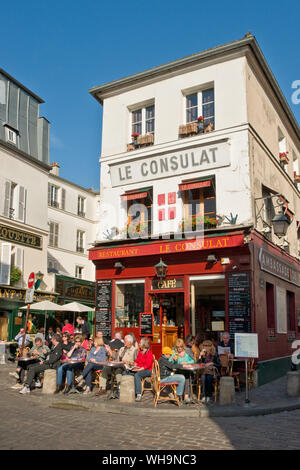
[
  {"xmin": 62, "ymin": 319, "xmax": 75, "ymax": 336},
  {"xmin": 132, "ymin": 337, "xmax": 153, "ymax": 402}
]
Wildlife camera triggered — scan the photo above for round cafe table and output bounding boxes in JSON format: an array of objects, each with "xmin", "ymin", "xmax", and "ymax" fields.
[
  {"xmin": 171, "ymin": 363, "xmax": 206, "ymax": 403},
  {"xmin": 61, "ymin": 358, "xmax": 86, "ymax": 394}
]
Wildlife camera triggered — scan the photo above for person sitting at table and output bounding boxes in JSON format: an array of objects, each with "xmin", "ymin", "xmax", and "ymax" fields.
[
  {"xmin": 35, "ymin": 328, "xmax": 46, "ymax": 344},
  {"xmin": 96, "ymin": 330, "xmax": 109, "ymax": 345},
  {"xmin": 62, "ymin": 318, "xmax": 75, "ymax": 336},
  {"xmin": 14, "ymin": 328, "xmax": 30, "ymax": 351},
  {"xmin": 217, "ymin": 332, "xmax": 235, "ymax": 358},
  {"xmin": 61, "ymin": 332, "xmax": 74, "ymax": 359},
  {"xmin": 127, "ymin": 331, "xmax": 139, "ymax": 349},
  {"xmin": 168, "ymin": 338, "xmax": 195, "ymax": 403},
  {"xmin": 158, "ymin": 347, "xmax": 186, "ymax": 403},
  {"xmin": 10, "ymin": 337, "xmax": 50, "ymax": 389},
  {"xmin": 55, "ymin": 335, "xmax": 87, "ymax": 394},
  {"xmin": 81, "ymin": 334, "xmax": 90, "ymax": 350},
  {"xmin": 197, "ymin": 340, "xmax": 220, "ymax": 403},
  {"xmin": 131, "ymin": 337, "xmax": 154, "ymax": 402},
  {"xmin": 45, "ymin": 326, "xmax": 55, "ymax": 348},
  {"xmin": 97, "ymin": 334, "xmax": 138, "ymax": 398},
  {"xmin": 75, "ymin": 337, "xmax": 108, "ymax": 394},
  {"xmin": 108, "ymin": 332, "xmax": 124, "ymax": 359},
  {"xmin": 184, "ymin": 334, "xmax": 194, "ymax": 360},
  {"xmin": 88, "ymin": 336, "xmax": 95, "ymax": 351},
  {"xmin": 19, "ymin": 334, "xmax": 63, "ymax": 394}
]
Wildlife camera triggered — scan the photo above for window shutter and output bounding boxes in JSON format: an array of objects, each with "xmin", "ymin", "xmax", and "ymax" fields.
[
  {"xmin": 15, "ymin": 247, "xmax": 24, "ymax": 273},
  {"xmin": 61, "ymin": 188, "xmax": 66, "ymax": 210},
  {"xmin": 49, "ymin": 222, "xmax": 53, "ymax": 246},
  {"xmin": 3, "ymin": 180, "xmax": 11, "ymax": 217},
  {"xmin": 54, "ymin": 223, "xmax": 59, "ymax": 247},
  {"xmin": 48, "ymin": 183, "xmax": 51, "ymax": 205},
  {"xmin": 17, "ymin": 186, "xmax": 26, "ymax": 222},
  {"xmin": 0, "ymin": 243, "xmax": 12, "ymax": 285}
]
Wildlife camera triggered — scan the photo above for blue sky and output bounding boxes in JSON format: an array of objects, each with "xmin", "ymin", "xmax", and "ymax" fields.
[{"xmin": 2, "ymin": 0, "xmax": 299, "ymax": 190}]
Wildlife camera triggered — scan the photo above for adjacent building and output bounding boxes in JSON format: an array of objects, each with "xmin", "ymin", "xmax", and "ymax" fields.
[{"xmin": 89, "ymin": 35, "xmax": 300, "ymax": 385}]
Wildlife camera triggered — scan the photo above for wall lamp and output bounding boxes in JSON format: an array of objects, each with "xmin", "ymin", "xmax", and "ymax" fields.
[
  {"xmin": 206, "ymin": 254, "xmax": 218, "ymax": 264},
  {"xmin": 154, "ymin": 258, "xmax": 168, "ymax": 279},
  {"xmin": 114, "ymin": 261, "xmax": 125, "ymax": 271}
]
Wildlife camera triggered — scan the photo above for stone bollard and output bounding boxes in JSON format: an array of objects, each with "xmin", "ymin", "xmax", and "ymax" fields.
[
  {"xmin": 219, "ymin": 376, "xmax": 236, "ymax": 406},
  {"xmin": 286, "ymin": 371, "xmax": 300, "ymax": 397},
  {"xmin": 119, "ymin": 374, "xmax": 135, "ymax": 403},
  {"xmin": 42, "ymin": 369, "xmax": 57, "ymax": 394}
]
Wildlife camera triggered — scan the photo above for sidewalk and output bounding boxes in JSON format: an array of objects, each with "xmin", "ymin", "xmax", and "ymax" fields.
[{"xmin": 2, "ymin": 361, "xmax": 300, "ymax": 417}]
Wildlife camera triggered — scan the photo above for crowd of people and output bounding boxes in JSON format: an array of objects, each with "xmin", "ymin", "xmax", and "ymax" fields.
[{"xmin": 10, "ymin": 322, "xmax": 236, "ymax": 404}]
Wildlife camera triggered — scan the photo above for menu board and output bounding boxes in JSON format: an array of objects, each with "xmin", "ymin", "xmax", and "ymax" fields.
[
  {"xmin": 96, "ymin": 280, "xmax": 112, "ymax": 340},
  {"xmin": 235, "ymin": 333, "xmax": 258, "ymax": 358},
  {"xmin": 228, "ymin": 272, "xmax": 251, "ymax": 337},
  {"xmin": 140, "ymin": 313, "xmax": 153, "ymax": 336}
]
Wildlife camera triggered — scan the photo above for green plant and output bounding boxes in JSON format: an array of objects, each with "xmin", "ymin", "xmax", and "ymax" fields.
[{"xmin": 10, "ymin": 265, "xmax": 22, "ymax": 284}]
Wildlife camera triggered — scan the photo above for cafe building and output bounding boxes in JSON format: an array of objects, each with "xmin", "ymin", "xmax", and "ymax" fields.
[{"xmin": 89, "ymin": 35, "xmax": 300, "ymax": 385}]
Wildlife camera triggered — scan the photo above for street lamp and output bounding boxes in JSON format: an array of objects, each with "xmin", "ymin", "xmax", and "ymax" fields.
[
  {"xmin": 154, "ymin": 258, "xmax": 168, "ymax": 279},
  {"xmin": 35, "ymin": 271, "xmax": 44, "ymax": 289},
  {"xmin": 271, "ymin": 214, "xmax": 290, "ymax": 237}
]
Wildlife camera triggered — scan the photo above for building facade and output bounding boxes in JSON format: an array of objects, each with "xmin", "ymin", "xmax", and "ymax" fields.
[{"xmin": 89, "ymin": 36, "xmax": 300, "ymax": 385}]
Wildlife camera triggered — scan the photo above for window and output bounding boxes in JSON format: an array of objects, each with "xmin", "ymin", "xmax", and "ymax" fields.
[
  {"xmin": 75, "ymin": 266, "xmax": 84, "ymax": 279},
  {"xmin": 287, "ymin": 291, "xmax": 296, "ymax": 332},
  {"xmin": 49, "ymin": 222, "xmax": 59, "ymax": 247},
  {"xmin": 76, "ymin": 230, "xmax": 85, "ymax": 253},
  {"xmin": 77, "ymin": 196, "xmax": 85, "ymax": 217},
  {"xmin": 2, "ymin": 180, "xmax": 26, "ymax": 222},
  {"xmin": 125, "ymin": 188, "xmax": 153, "ymax": 238},
  {"xmin": 48, "ymin": 184, "xmax": 59, "ymax": 208},
  {"xmin": 182, "ymin": 179, "xmax": 216, "ymax": 231},
  {"xmin": 132, "ymin": 104, "xmax": 155, "ymax": 137},
  {"xmin": 61, "ymin": 188, "xmax": 66, "ymax": 211},
  {"xmin": 5, "ymin": 126, "xmax": 17, "ymax": 145},
  {"xmin": 0, "ymin": 243, "xmax": 11, "ymax": 285},
  {"xmin": 261, "ymin": 186, "xmax": 275, "ymax": 229},
  {"xmin": 115, "ymin": 281, "xmax": 145, "ymax": 328},
  {"xmin": 266, "ymin": 282, "xmax": 275, "ymax": 333},
  {"xmin": 186, "ymin": 88, "xmax": 215, "ymax": 129}
]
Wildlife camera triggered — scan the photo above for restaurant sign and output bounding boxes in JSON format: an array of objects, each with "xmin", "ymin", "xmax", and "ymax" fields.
[
  {"xmin": 56, "ymin": 278, "xmax": 95, "ymax": 302},
  {"xmin": 110, "ymin": 140, "xmax": 230, "ymax": 187},
  {"xmin": 152, "ymin": 278, "xmax": 184, "ymax": 290},
  {"xmin": 259, "ymin": 248, "xmax": 300, "ymax": 287},
  {"xmin": 0, "ymin": 287, "xmax": 56, "ymax": 302},
  {"xmin": 0, "ymin": 224, "xmax": 42, "ymax": 250},
  {"xmin": 89, "ymin": 234, "xmax": 245, "ymax": 261}
]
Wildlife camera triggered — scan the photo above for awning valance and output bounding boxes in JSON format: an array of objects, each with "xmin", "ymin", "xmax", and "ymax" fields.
[
  {"xmin": 121, "ymin": 191, "xmax": 148, "ymax": 201},
  {"xmin": 179, "ymin": 179, "xmax": 211, "ymax": 191}
]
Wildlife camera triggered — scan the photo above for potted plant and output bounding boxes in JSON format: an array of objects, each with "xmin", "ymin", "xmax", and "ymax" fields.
[
  {"xmin": 131, "ymin": 132, "xmax": 139, "ymax": 148},
  {"xmin": 197, "ymin": 116, "xmax": 204, "ymax": 133},
  {"xmin": 279, "ymin": 152, "xmax": 289, "ymax": 164},
  {"xmin": 127, "ymin": 220, "xmax": 148, "ymax": 238},
  {"xmin": 179, "ymin": 215, "xmax": 218, "ymax": 232},
  {"xmin": 10, "ymin": 265, "xmax": 22, "ymax": 285}
]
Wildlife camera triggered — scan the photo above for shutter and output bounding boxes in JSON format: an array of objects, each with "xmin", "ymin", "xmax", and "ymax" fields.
[
  {"xmin": 54, "ymin": 223, "xmax": 59, "ymax": 247},
  {"xmin": 17, "ymin": 186, "xmax": 26, "ymax": 222},
  {"xmin": 0, "ymin": 243, "xmax": 12, "ymax": 285},
  {"xmin": 49, "ymin": 222, "xmax": 53, "ymax": 246},
  {"xmin": 61, "ymin": 188, "xmax": 66, "ymax": 210},
  {"xmin": 3, "ymin": 180, "xmax": 11, "ymax": 217},
  {"xmin": 48, "ymin": 183, "xmax": 51, "ymax": 205},
  {"xmin": 15, "ymin": 247, "xmax": 24, "ymax": 273}
]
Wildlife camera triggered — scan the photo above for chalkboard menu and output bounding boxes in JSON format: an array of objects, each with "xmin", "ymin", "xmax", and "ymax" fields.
[
  {"xmin": 140, "ymin": 313, "xmax": 153, "ymax": 336},
  {"xmin": 228, "ymin": 272, "xmax": 251, "ymax": 337},
  {"xmin": 96, "ymin": 280, "xmax": 112, "ymax": 340}
]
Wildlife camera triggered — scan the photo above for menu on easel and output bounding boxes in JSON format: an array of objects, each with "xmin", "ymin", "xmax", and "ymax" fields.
[
  {"xmin": 95, "ymin": 280, "xmax": 112, "ymax": 340},
  {"xmin": 228, "ymin": 272, "xmax": 251, "ymax": 337},
  {"xmin": 140, "ymin": 312, "xmax": 153, "ymax": 336}
]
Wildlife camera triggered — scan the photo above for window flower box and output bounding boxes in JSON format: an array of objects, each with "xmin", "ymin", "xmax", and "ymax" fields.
[
  {"xmin": 179, "ymin": 215, "xmax": 218, "ymax": 232},
  {"xmin": 137, "ymin": 133, "xmax": 154, "ymax": 146},
  {"xmin": 279, "ymin": 152, "xmax": 289, "ymax": 164}
]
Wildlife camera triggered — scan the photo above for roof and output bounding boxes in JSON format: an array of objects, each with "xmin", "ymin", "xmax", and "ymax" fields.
[
  {"xmin": 89, "ymin": 35, "xmax": 300, "ymax": 141},
  {"xmin": 0, "ymin": 67, "xmax": 44, "ymax": 104}
]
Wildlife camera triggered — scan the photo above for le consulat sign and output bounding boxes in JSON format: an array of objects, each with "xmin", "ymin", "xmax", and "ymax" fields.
[{"xmin": 109, "ymin": 140, "xmax": 230, "ymax": 187}]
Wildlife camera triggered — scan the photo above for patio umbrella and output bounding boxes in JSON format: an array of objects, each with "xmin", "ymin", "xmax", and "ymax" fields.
[
  {"xmin": 20, "ymin": 301, "xmax": 63, "ymax": 333},
  {"xmin": 59, "ymin": 302, "xmax": 95, "ymax": 331}
]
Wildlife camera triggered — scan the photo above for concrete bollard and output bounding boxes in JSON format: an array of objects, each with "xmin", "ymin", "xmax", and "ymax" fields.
[
  {"xmin": 219, "ymin": 376, "xmax": 236, "ymax": 406},
  {"xmin": 286, "ymin": 371, "xmax": 300, "ymax": 397},
  {"xmin": 119, "ymin": 374, "xmax": 135, "ymax": 403},
  {"xmin": 42, "ymin": 369, "xmax": 57, "ymax": 394}
]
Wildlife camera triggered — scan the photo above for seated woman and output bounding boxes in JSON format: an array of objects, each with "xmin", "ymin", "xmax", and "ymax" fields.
[
  {"xmin": 197, "ymin": 340, "xmax": 220, "ymax": 403},
  {"xmin": 55, "ymin": 335, "xmax": 87, "ymax": 394},
  {"xmin": 168, "ymin": 338, "xmax": 195, "ymax": 403},
  {"xmin": 132, "ymin": 337, "xmax": 154, "ymax": 402},
  {"xmin": 75, "ymin": 337, "xmax": 108, "ymax": 394},
  {"xmin": 61, "ymin": 332, "xmax": 74, "ymax": 360}
]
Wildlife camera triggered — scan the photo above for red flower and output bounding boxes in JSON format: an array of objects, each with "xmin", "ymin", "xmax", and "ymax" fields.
[
  {"xmin": 132, "ymin": 132, "xmax": 139, "ymax": 138},
  {"xmin": 197, "ymin": 116, "xmax": 204, "ymax": 122}
]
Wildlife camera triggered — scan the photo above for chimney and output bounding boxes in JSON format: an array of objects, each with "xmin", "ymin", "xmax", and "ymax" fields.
[{"xmin": 50, "ymin": 162, "xmax": 60, "ymax": 176}]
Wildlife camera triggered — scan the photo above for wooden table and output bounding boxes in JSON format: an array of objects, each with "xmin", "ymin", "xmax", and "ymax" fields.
[{"xmin": 172, "ymin": 363, "xmax": 206, "ymax": 403}]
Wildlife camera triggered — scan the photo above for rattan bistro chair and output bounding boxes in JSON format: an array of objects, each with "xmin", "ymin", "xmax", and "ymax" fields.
[{"xmin": 153, "ymin": 359, "xmax": 180, "ymax": 408}]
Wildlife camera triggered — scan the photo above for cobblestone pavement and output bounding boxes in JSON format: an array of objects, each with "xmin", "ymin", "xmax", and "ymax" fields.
[{"xmin": 1, "ymin": 364, "xmax": 300, "ymax": 450}]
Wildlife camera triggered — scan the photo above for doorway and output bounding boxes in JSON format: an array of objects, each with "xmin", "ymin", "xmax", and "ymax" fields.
[{"xmin": 151, "ymin": 292, "xmax": 184, "ymax": 350}]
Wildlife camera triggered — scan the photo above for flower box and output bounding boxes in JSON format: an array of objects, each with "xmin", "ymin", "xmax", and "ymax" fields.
[
  {"xmin": 279, "ymin": 152, "xmax": 289, "ymax": 164},
  {"xmin": 179, "ymin": 215, "xmax": 218, "ymax": 232},
  {"xmin": 137, "ymin": 133, "xmax": 154, "ymax": 146}
]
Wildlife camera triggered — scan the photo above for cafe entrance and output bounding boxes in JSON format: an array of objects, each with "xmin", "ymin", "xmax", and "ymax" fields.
[{"xmin": 151, "ymin": 291, "xmax": 185, "ymax": 351}]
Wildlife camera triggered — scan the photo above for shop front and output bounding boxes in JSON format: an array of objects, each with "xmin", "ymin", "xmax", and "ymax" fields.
[{"xmin": 90, "ymin": 230, "xmax": 252, "ymax": 359}]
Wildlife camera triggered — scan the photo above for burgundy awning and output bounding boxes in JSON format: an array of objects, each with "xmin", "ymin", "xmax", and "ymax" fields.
[
  {"xmin": 121, "ymin": 191, "xmax": 148, "ymax": 201},
  {"xmin": 179, "ymin": 180, "xmax": 211, "ymax": 191}
]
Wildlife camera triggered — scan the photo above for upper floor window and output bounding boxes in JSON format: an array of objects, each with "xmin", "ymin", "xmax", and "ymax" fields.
[
  {"xmin": 5, "ymin": 126, "xmax": 17, "ymax": 145},
  {"xmin": 77, "ymin": 196, "xmax": 85, "ymax": 217},
  {"xmin": 48, "ymin": 184, "xmax": 59, "ymax": 208},
  {"xmin": 76, "ymin": 230, "xmax": 85, "ymax": 253},
  {"xmin": 180, "ymin": 178, "xmax": 216, "ymax": 231},
  {"xmin": 186, "ymin": 88, "xmax": 215, "ymax": 129},
  {"xmin": 122, "ymin": 188, "xmax": 153, "ymax": 238},
  {"xmin": 128, "ymin": 104, "xmax": 155, "ymax": 151},
  {"xmin": 75, "ymin": 265, "xmax": 84, "ymax": 279},
  {"xmin": 49, "ymin": 222, "xmax": 59, "ymax": 247},
  {"xmin": 2, "ymin": 179, "xmax": 26, "ymax": 222}
]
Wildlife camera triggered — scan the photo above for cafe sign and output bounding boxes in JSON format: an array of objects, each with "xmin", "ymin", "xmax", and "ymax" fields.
[
  {"xmin": 110, "ymin": 140, "xmax": 230, "ymax": 187},
  {"xmin": 152, "ymin": 278, "xmax": 184, "ymax": 290},
  {"xmin": 259, "ymin": 248, "xmax": 300, "ymax": 287},
  {"xmin": 0, "ymin": 223, "xmax": 42, "ymax": 250}
]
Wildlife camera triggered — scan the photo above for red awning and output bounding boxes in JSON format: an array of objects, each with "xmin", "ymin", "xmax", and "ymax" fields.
[
  {"xmin": 121, "ymin": 191, "xmax": 148, "ymax": 201},
  {"xmin": 179, "ymin": 180, "xmax": 211, "ymax": 191}
]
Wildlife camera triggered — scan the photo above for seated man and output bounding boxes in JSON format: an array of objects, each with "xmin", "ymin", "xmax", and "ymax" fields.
[
  {"xmin": 15, "ymin": 328, "xmax": 30, "ymax": 353},
  {"xmin": 19, "ymin": 334, "xmax": 63, "ymax": 394},
  {"xmin": 217, "ymin": 332, "xmax": 235, "ymax": 358},
  {"xmin": 97, "ymin": 334, "xmax": 138, "ymax": 398},
  {"xmin": 10, "ymin": 337, "xmax": 50, "ymax": 389},
  {"xmin": 55, "ymin": 335, "xmax": 87, "ymax": 394},
  {"xmin": 158, "ymin": 347, "xmax": 186, "ymax": 403},
  {"xmin": 108, "ymin": 332, "xmax": 124, "ymax": 359}
]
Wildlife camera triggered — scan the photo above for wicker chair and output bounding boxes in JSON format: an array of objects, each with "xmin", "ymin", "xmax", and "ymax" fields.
[{"xmin": 153, "ymin": 359, "xmax": 180, "ymax": 408}]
